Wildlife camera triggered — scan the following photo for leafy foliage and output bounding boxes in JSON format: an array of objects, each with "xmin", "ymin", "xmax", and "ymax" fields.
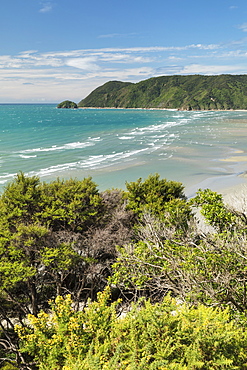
[
  {"xmin": 0, "ymin": 174, "xmax": 131, "ymax": 367},
  {"xmin": 0, "ymin": 174, "xmax": 106, "ymax": 314},
  {"xmin": 112, "ymin": 187, "xmax": 247, "ymax": 311},
  {"xmin": 39, "ymin": 177, "xmax": 103, "ymax": 232},
  {"xmin": 2, "ymin": 174, "xmax": 247, "ymax": 368},
  {"xmin": 78, "ymin": 81, "xmax": 133, "ymax": 108},
  {"xmin": 78, "ymin": 74, "xmax": 247, "ymax": 110},
  {"xmin": 192, "ymin": 188, "xmax": 247, "ymax": 233},
  {"xmin": 17, "ymin": 288, "xmax": 247, "ymax": 370},
  {"xmin": 125, "ymin": 173, "xmax": 185, "ymax": 215}
]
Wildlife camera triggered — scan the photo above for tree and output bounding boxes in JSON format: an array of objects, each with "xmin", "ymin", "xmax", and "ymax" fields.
[
  {"xmin": 0, "ymin": 174, "xmax": 118, "ymax": 367},
  {"xmin": 110, "ymin": 212, "xmax": 197, "ymax": 301},
  {"xmin": 125, "ymin": 173, "xmax": 186, "ymax": 218},
  {"xmin": 0, "ymin": 174, "xmax": 105, "ymax": 314},
  {"xmin": 39, "ymin": 177, "xmax": 103, "ymax": 232},
  {"xmin": 5, "ymin": 174, "xmax": 247, "ymax": 368},
  {"xmin": 111, "ymin": 188, "xmax": 247, "ymax": 312}
]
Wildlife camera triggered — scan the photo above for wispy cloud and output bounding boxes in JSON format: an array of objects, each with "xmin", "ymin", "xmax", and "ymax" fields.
[
  {"xmin": 0, "ymin": 49, "xmax": 156, "ymax": 70},
  {"xmin": 181, "ymin": 64, "xmax": 247, "ymax": 74},
  {"xmin": 238, "ymin": 23, "xmax": 247, "ymax": 32},
  {"xmin": 38, "ymin": 44, "xmax": 220, "ymax": 60},
  {"xmin": 88, "ymin": 44, "xmax": 220, "ymax": 52},
  {"xmin": 39, "ymin": 2, "xmax": 53, "ymax": 13},
  {"xmin": 0, "ymin": 40, "xmax": 247, "ymax": 102},
  {"xmin": 0, "ymin": 42, "xmax": 241, "ymax": 75},
  {"xmin": 66, "ymin": 57, "xmax": 100, "ymax": 71}
]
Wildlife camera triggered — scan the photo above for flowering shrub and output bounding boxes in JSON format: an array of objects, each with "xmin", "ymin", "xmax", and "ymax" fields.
[{"xmin": 17, "ymin": 288, "xmax": 247, "ymax": 370}]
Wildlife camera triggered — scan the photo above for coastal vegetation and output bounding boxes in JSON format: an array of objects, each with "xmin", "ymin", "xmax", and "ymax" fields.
[
  {"xmin": 77, "ymin": 74, "xmax": 247, "ymax": 110},
  {"xmin": 57, "ymin": 100, "xmax": 78, "ymax": 109},
  {"xmin": 1, "ymin": 173, "xmax": 247, "ymax": 368}
]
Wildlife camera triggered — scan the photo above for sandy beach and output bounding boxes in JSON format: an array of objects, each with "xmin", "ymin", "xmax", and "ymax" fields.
[
  {"xmin": 185, "ymin": 170, "xmax": 247, "ymax": 199},
  {"xmin": 220, "ymin": 181, "xmax": 247, "ymax": 212},
  {"xmin": 1, "ymin": 106, "xmax": 247, "ymax": 197}
]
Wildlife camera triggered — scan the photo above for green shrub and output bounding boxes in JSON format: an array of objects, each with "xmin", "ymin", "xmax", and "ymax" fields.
[
  {"xmin": 17, "ymin": 288, "xmax": 247, "ymax": 370},
  {"xmin": 125, "ymin": 173, "xmax": 186, "ymax": 217}
]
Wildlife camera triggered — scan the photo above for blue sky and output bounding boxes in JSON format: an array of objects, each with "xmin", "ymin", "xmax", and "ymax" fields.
[{"xmin": 2, "ymin": 0, "xmax": 247, "ymax": 102}]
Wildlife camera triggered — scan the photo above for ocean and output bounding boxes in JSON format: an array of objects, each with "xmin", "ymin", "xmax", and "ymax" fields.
[{"xmin": 1, "ymin": 104, "xmax": 247, "ymax": 197}]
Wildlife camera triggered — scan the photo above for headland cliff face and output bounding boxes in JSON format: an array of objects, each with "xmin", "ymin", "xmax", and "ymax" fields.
[{"xmin": 76, "ymin": 74, "xmax": 247, "ymax": 110}]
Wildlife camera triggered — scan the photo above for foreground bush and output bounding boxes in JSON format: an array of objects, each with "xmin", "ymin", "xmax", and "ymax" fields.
[
  {"xmin": 17, "ymin": 288, "xmax": 247, "ymax": 370},
  {"xmin": 111, "ymin": 187, "xmax": 247, "ymax": 311},
  {"xmin": 0, "ymin": 173, "xmax": 133, "ymax": 367},
  {"xmin": 3, "ymin": 173, "xmax": 247, "ymax": 368}
]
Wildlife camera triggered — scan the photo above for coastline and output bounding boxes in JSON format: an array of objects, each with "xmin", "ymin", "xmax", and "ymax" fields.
[
  {"xmin": 78, "ymin": 106, "xmax": 247, "ymax": 112},
  {"xmin": 1, "ymin": 105, "xmax": 247, "ymax": 199},
  {"xmin": 222, "ymin": 181, "xmax": 247, "ymax": 205},
  {"xmin": 185, "ymin": 171, "xmax": 247, "ymax": 199}
]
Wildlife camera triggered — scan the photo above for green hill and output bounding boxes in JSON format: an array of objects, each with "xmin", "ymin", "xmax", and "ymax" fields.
[{"xmin": 77, "ymin": 75, "xmax": 247, "ymax": 110}]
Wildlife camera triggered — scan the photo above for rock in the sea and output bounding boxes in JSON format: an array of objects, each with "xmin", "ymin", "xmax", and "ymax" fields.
[{"xmin": 57, "ymin": 100, "xmax": 78, "ymax": 109}]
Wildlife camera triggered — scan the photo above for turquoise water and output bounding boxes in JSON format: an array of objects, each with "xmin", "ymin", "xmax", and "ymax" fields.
[{"xmin": 1, "ymin": 104, "xmax": 247, "ymax": 196}]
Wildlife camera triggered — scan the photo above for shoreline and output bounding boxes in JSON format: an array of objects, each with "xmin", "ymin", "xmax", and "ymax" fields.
[
  {"xmin": 78, "ymin": 106, "xmax": 247, "ymax": 112},
  {"xmin": 185, "ymin": 171, "xmax": 247, "ymax": 199},
  {"xmin": 221, "ymin": 181, "xmax": 247, "ymax": 212},
  {"xmin": 1, "ymin": 105, "xmax": 247, "ymax": 200}
]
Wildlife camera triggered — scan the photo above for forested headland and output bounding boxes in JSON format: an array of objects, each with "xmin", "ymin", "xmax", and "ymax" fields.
[
  {"xmin": 76, "ymin": 74, "xmax": 247, "ymax": 110},
  {"xmin": 1, "ymin": 173, "xmax": 247, "ymax": 369}
]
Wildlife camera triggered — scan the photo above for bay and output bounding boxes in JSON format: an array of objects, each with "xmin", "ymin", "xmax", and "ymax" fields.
[{"xmin": 0, "ymin": 104, "xmax": 247, "ymax": 196}]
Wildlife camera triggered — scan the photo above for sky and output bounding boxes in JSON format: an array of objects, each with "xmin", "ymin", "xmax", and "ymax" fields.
[{"xmin": 2, "ymin": 0, "xmax": 247, "ymax": 103}]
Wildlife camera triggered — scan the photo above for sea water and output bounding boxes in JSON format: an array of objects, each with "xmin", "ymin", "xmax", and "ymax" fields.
[{"xmin": 1, "ymin": 104, "xmax": 247, "ymax": 196}]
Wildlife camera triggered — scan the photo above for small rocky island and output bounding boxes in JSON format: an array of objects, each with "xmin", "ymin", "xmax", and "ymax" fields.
[{"xmin": 57, "ymin": 100, "xmax": 78, "ymax": 109}]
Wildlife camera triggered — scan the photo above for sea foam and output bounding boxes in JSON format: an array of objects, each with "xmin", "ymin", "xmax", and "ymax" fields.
[{"xmin": 0, "ymin": 105, "xmax": 247, "ymax": 193}]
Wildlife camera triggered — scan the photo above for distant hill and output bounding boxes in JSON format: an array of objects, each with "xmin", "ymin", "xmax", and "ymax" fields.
[{"xmin": 77, "ymin": 75, "xmax": 247, "ymax": 110}]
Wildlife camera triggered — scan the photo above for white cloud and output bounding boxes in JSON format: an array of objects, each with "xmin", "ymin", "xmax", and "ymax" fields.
[
  {"xmin": 66, "ymin": 57, "xmax": 100, "ymax": 71},
  {"xmin": 238, "ymin": 23, "xmax": 247, "ymax": 32},
  {"xmin": 0, "ymin": 53, "xmax": 63, "ymax": 69},
  {"xmin": 18, "ymin": 50, "xmax": 39, "ymax": 58},
  {"xmin": 0, "ymin": 40, "xmax": 247, "ymax": 102},
  {"xmin": 39, "ymin": 2, "xmax": 53, "ymax": 13},
  {"xmin": 98, "ymin": 53, "xmax": 153, "ymax": 63},
  {"xmin": 215, "ymin": 50, "xmax": 247, "ymax": 58},
  {"xmin": 90, "ymin": 44, "xmax": 220, "ymax": 53},
  {"xmin": 41, "ymin": 44, "xmax": 219, "ymax": 56},
  {"xmin": 95, "ymin": 67, "xmax": 154, "ymax": 80},
  {"xmin": 181, "ymin": 64, "xmax": 247, "ymax": 75},
  {"xmin": 0, "ymin": 49, "xmax": 155, "ymax": 71},
  {"xmin": 167, "ymin": 56, "xmax": 183, "ymax": 61},
  {"xmin": 0, "ymin": 55, "xmax": 23, "ymax": 68}
]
